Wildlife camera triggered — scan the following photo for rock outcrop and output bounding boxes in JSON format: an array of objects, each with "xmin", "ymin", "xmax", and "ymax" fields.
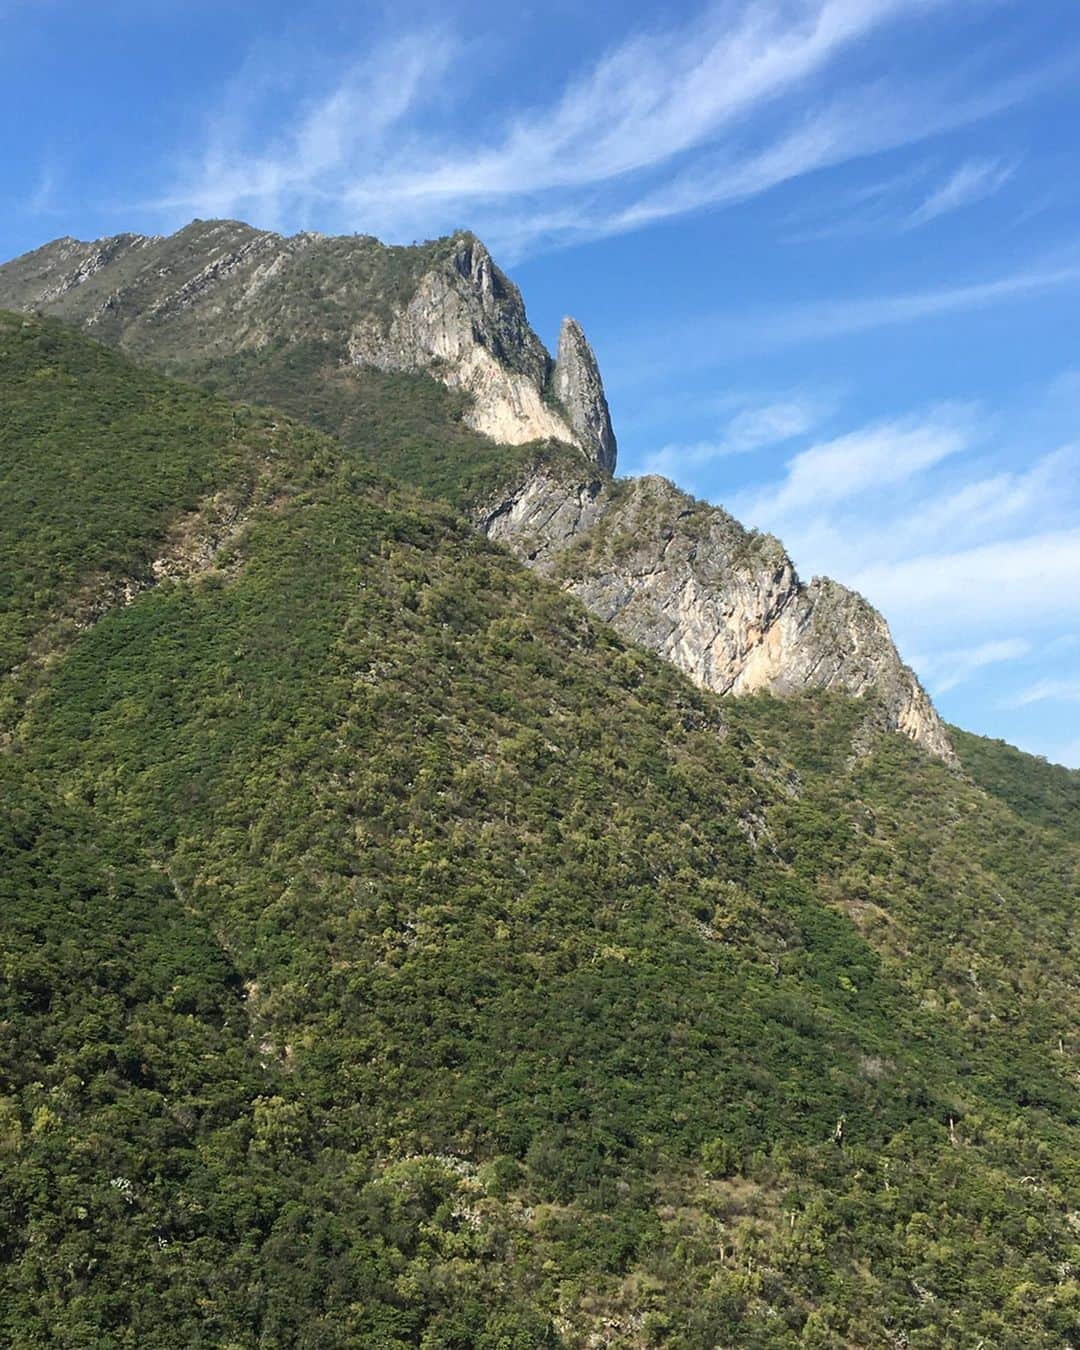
[
  {"xmin": 345, "ymin": 233, "xmax": 578, "ymax": 450},
  {"xmin": 552, "ymin": 318, "xmax": 618, "ymax": 472},
  {"xmin": 480, "ymin": 469, "xmax": 953, "ymax": 760}
]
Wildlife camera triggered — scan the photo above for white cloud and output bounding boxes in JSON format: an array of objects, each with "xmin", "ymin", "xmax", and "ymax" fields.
[
  {"xmin": 905, "ymin": 155, "xmax": 1015, "ymax": 227},
  {"xmin": 922, "ymin": 637, "xmax": 1031, "ymax": 694},
  {"xmin": 356, "ymin": 0, "xmax": 912, "ymax": 205},
  {"xmin": 637, "ymin": 396, "xmax": 823, "ymax": 478},
  {"xmin": 782, "ymin": 153, "xmax": 1016, "ymax": 240},
  {"xmin": 725, "ymin": 399, "xmax": 823, "ymax": 452},
  {"xmin": 852, "ymin": 529, "xmax": 1080, "ymax": 633},
  {"xmin": 601, "ymin": 72, "xmax": 1030, "ymax": 239},
  {"xmin": 159, "ymin": 31, "xmax": 460, "ymax": 227},
  {"xmin": 153, "ymin": 0, "xmax": 1042, "ymax": 256},
  {"xmin": 733, "ymin": 407, "xmax": 975, "ymax": 524},
  {"xmin": 1007, "ymin": 677, "xmax": 1080, "ymax": 707},
  {"xmin": 900, "ymin": 446, "xmax": 1079, "ymax": 548}
]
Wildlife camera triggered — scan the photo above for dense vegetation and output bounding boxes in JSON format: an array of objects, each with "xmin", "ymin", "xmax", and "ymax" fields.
[
  {"xmin": 950, "ymin": 724, "xmax": 1080, "ymax": 845},
  {"xmin": 1, "ymin": 314, "xmax": 1078, "ymax": 1346},
  {"xmin": 0, "ymin": 310, "xmax": 337, "ymax": 725}
]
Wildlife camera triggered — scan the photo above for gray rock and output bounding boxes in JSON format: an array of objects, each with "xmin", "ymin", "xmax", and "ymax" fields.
[
  {"xmin": 480, "ymin": 468, "xmax": 954, "ymax": 761},
  {"xmin": 552, "ymin": 317, "xmax": 618, "ymax": 472},
  {"xmin": 344, "ymin": 232, "xmax": 579, "ymax": 448}
]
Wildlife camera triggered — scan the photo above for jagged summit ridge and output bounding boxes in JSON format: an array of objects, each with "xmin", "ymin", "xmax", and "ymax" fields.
[{"xmin": 0, "ymin": 220, "xmax": 616, "ymax": 468}]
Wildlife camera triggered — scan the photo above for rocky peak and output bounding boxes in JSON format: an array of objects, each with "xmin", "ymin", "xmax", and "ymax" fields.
[
  {"xmin": 552, "ymin": 317, "xmax": 618, "ymax": 472},
  {"xmin": 411, "ymin": 230, "xmax": 552, "ymax": 386},
  {"xmin": 0, "ymin": 221, "xmax": 948, "ymax": 756},
  {"xmin": 0, "ymin": 220, "xmax": 623, "ymax": 466}
]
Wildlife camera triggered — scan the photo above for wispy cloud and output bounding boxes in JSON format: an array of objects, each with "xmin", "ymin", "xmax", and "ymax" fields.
[
  {"xmin": 152, "ymin": 0, "xmax": 1043, "ymax": 256},
  {"xmin": 1007, "ymin": 676, "xmax": 1080, "ymax": 707},
  {"xmin": 159, "ymin": 32, "xmax": 459, "ymax": 227},
  {"xmin": 905, "ymin": 155, "xmax": 1015, "ymax": 227},
  {"xmin": 595, "ymin": 77, "xmax": 1030, "ymax": 240},
  {"xmin": 781, "ymin": 153, "xmax": 1016, "ymax": 240},
  {"xmin": 25, "ymin": 161, "xmax": 59, "ymax": 216},
  {"xmin": 733, "ymin": 406, "xmax": 976, "ymax": 523},
  {"xmin": 852, "ymin": 528, "xmax": 1080, "ymax": 632},
  {"xmin": 638, "ymin": 395, "xmax": 824, "ymax": 480},
  {"xmin": 899, "ymin": 446, "xmax": 1078, "ymax": 547},
  {"xmin": 734, "ymin": 262, "xmax": 1080, "ymax": 349},
  {"xmin": 612, "ymin": 263, "xmax": 1080, "ymax": 385},
  {"xmin": 922, "ymin": 637, "xmax": 1030, "ymax": 694},
  {"xmin": 355, "ymin": 0, "xmax": 916, "ymax": 204}
]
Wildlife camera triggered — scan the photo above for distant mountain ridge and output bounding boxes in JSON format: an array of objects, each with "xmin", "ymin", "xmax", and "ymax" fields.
[{"xmin": 0, "ymin": 219, "xmax": 950, "ymax": 758}]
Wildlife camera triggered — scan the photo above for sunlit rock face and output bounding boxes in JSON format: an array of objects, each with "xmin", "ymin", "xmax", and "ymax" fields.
[{"xmin": 480, "ymin": 469, "xmax": 953, "ymax": 761}]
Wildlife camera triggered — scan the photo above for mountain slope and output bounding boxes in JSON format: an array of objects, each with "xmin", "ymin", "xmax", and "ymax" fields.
[
  {"xmin": 0, "ymin": 222, "xmax": 949, "ymax": 759},
  {"xmin": 479, "ymin": 466, "xmax": 951, "ymax": 759},
  {"xmin": 1, "ymin": 313, "xmax": 1078, "ymax": 1346},
  {"xmin": 951, "ymin": 725, "xmax": 1080, "ymax": 845}
]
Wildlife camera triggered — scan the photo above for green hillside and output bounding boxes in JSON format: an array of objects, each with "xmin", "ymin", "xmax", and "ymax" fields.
[
  {"xmin": 1, "ymin": 314, "xmax": 1078, "ymax": 1346},
  {"xmin": 950, "ymin": 725, "xmax": 1080, "ymax": 846}
]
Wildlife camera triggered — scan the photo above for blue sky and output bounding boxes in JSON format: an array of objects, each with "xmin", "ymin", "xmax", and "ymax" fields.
[{"xmin": 3, "ymin": 0, "xmax": 1080, "ymax": 766}]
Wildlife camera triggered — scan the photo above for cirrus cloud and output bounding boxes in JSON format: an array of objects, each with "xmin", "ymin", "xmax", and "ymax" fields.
[{"xmin": 155, "ymin": 0, "xmax": 1042, "ymax": 257}]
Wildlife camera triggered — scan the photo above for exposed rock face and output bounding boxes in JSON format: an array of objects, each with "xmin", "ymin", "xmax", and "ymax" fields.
[
  {"xmin": 0, "ymin": 221, "xmax": 615, "ymax": 464},
  {"xmin": 25, "ymin": 233, "xmax": 153, "ymax": 304},
  {"xmin": 552, "ymin": 318, "xmax": 618, "ymax": 472},
  {"xmin": 480, "ymin": 470, "xmax": 954, "ymax": 760},
  {"xmin": 345, "ymin": 233, "xmax": 575, "ymax": 449}
]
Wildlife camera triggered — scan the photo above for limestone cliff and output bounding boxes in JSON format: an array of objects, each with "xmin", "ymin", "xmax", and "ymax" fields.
[{"xmin": 480, "ymin": 469, "xmax": 953, "ymax": 760}]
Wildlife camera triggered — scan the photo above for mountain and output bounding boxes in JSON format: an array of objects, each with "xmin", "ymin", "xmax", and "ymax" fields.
[
  {"xmin": 0, "ymin": 220, "xmax": 614, "ymax": 466},
  {"xmin": 1, "ymin": 308, "xmax": 1078, "ymax": 1346},
  {"xmin": 0, "ymin": 221, "xmax": 950, "ymax": 759}
]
